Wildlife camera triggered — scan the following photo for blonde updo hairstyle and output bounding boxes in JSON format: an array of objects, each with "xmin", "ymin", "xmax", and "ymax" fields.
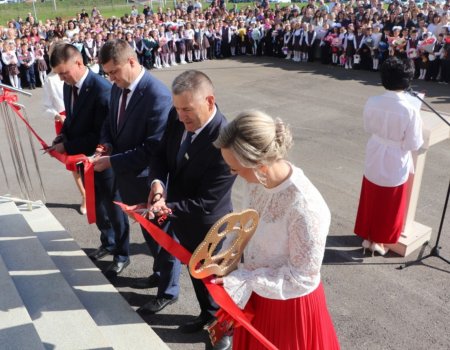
[{"xmin": 214, "ymin": 110, "xmax": 293, "ymax": 168}]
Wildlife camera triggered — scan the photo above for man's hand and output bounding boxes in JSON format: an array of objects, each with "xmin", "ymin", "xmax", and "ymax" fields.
[
  {"xmin": 92, "ymin": 156, "xmax": 111, "ymax": 172},
  {"xmin": 55, "ymin": 114, "xmax": 66, "ymax": 123},
  {"xmin": 45, "ymin": 141, "xmax": 65, "ymax": 154},
  {"xmin": 147, "ymin": 181, "xmax": 171, "ymax": 217}
]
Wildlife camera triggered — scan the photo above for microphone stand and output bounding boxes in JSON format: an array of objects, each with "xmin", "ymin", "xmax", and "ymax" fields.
[{"xmin": 400, "ymin": 89, "xmax": 450, "ymax": 269}]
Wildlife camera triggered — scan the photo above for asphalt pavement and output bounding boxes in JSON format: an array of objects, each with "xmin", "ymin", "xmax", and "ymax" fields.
[{"xmin": 5, "ymin": 56, "xmax": 450, "ymax": 350}]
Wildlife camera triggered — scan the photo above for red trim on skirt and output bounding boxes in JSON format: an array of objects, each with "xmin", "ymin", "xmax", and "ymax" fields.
[
  {"xmin": 354, "ymin": 176, "xmax": 409, "ymax": 244},
  {"xmin": 232, "ymin": 283, "xmax": 340, "ymax": 350}
]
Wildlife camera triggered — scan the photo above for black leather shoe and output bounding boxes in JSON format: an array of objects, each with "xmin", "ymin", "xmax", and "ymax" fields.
[
  {"xmin": 89, "ymin": 247, "xmax": 112, "ymax": 260},
  {"xmin": 104, "ymin": 259, "xmax": 130, "ymax": 278},
  {"xmin": 212, "ymin": 335, "xmax": 232, "ymax": 350},
  {"xmin": 137, "ymin": 297, "xmax": 178, "ymax": 314},
  {"xmin": 131, "ymin": 274, "xmax": 160, "ymax": 289},
  {"xmin": 179, "ymin": 315, "xmax": 213, "ymax": 333}
]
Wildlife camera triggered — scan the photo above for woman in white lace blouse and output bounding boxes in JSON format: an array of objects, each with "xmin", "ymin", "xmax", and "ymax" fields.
[{"xmin": 213, "ymin": 110, "xmax": 340, "ymax": 350}]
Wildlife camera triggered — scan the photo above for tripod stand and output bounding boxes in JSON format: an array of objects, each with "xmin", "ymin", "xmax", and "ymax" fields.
[{"xmin": 400, "ymin": 90, "xmax": 450, "ymax": 269}]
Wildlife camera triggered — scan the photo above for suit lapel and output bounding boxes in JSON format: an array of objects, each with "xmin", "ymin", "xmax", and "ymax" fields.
[
  {"xmin": 116, "ymin": 72, "xmax": 149, "ymax": 136},
  {"xmin": 63, "ymin": 70, "xmax": 92, "ymax": 129},
  {"xmin": 73, "ymin": 70, "xmax": 92, "ymax": 117},
  {"xmin": 111, "ymin": 86, "xmax": 121, "ymax": 136},
  {"xmin": 63, "ymin": 83, "xmax": 72, "ymax": 121},
  {"xmin": 173, "ymin": 109, "xmax": 221, "ymax": 177}
]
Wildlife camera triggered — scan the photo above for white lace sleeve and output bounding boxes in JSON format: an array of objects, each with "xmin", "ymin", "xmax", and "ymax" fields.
[{"xmin": 223, "ymin": 170, "xmax": 330, "ymax": 309}]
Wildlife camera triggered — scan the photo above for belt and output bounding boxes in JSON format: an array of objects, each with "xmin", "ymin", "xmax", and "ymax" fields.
[{"xmin": 372, "ymin": 134, "xmax": 402, "ymax": 148}]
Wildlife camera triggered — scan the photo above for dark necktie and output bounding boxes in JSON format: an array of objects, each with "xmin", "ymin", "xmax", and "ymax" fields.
[
  {"xmin": 176, "ymin": 131, "xmax": 194, "ymax": 167},
  {"xmin": 72, "ymin": 85, "xmax": 78, "ymax": 111},
  {"xmin": 117, "ymin": 88, "xmax": 130, "ymax": 128}
]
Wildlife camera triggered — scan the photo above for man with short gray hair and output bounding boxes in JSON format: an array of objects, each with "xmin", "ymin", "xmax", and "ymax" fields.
[{"xmin": 143, "ymin": 70, "xmax": 235, "ymax": 350}]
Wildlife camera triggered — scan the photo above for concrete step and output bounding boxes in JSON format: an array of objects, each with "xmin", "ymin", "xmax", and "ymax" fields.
[
  {"xmin": 18, "ymin": 201, "xmax": 170, "ymax": 350},
  {"xmin": 0, "ymin": 200, "xmax": 112, "ymax": 349},
  {"xmin": 0, "ymin": 254, "xmax": 45, "ymax": 350}
]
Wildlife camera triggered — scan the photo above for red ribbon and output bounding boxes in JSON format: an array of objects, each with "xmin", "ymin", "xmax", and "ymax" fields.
[
  {"xmin": 1, "ymin": 90, "xmax": 96, "ymax": 224},
  {"xmin": 114, "ymin": 202, "xmax": 278, "ymax": 350}
]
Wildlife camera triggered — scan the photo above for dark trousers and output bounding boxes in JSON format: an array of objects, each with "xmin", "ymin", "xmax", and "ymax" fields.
[
  {"xmin": 175, "ymin": 221, "xmax": 219, "ymax": 318},
  {"xmin": 92, "ymin": 168, "xmax": 130, "ymax": 263},
  {"xmin": 146, "ymin": 223, "xmax": 181, "ymax": 300},
  {"xmin": 21, "ymin": 65, "xmax": 36, "ymax": 87},
  {"xmin": 440, "ymin": 60, "xmax": 450, "ymax": 83}
]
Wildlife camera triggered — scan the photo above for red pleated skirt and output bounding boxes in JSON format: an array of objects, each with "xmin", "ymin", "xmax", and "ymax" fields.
[
  {"xmin": 232, "ymin": 283, "xmax": 340, "ymax": 350},
  {"xmin": 354, "ymin": 176, "xmax": 409, "ymax": 244}
]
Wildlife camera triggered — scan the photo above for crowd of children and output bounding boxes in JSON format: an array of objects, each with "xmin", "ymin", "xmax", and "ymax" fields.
[{"xmin": 1, "ymin": 0, "xmax": 450, "ymax": 88}]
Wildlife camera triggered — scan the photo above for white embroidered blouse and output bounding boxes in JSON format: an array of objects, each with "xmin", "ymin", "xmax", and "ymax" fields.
[
  {"xmin": 363, "ymin": 91, "xmax": 423, "ymax": 187},
  {"xmin": 223, "ymin": 165, "xmax": 331, "ymax": 309}
]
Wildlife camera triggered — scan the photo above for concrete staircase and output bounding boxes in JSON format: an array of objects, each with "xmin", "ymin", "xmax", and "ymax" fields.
[{"xmin": 0, "ymin": 199, "xmax": 169, "ymax": 350}]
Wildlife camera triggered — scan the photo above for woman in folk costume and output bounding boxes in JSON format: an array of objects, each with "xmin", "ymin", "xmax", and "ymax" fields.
[
  {"xmin": 354, "ymin": 57, "xmax": 423, "ymax": 256},
  {"xmin": 213, "ymin": 110, "xmax": 340, "ymax": 350}
]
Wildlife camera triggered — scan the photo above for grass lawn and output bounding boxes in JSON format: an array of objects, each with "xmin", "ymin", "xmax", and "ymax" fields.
[{"xmin": 0, "ymin": 0, "xmax": 300, "ymax": 25}]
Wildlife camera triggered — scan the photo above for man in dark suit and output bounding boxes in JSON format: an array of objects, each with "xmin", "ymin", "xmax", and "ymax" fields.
[
  {"xmin": 141, "ymin": 70, "xmax": 235, "ymax": 350},
  {"xmin": 49, "ymin": 43, "xmax": 130, "ymax": 277},
  {"xmin": 92, "ymin": 39, "xmax": 172, "ymax": 289}
]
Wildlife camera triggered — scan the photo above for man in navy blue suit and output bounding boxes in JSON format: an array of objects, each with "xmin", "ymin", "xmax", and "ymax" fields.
[
  {"xmin": 49, "ymin": 43, "xmax": 130, "ymax": 277},
  {"xmin": 92, "ymin": 39, "xmax": 173, "ymax": 287},
  {"xmin": 142, "ymin": 70, "xmax": 235, "ymax": 350}
]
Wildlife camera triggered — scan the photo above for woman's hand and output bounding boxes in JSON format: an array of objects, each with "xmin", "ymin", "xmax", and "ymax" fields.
[{"xmin": 211, "ymin": 277, "xmax": 223, "ymax": 285}]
